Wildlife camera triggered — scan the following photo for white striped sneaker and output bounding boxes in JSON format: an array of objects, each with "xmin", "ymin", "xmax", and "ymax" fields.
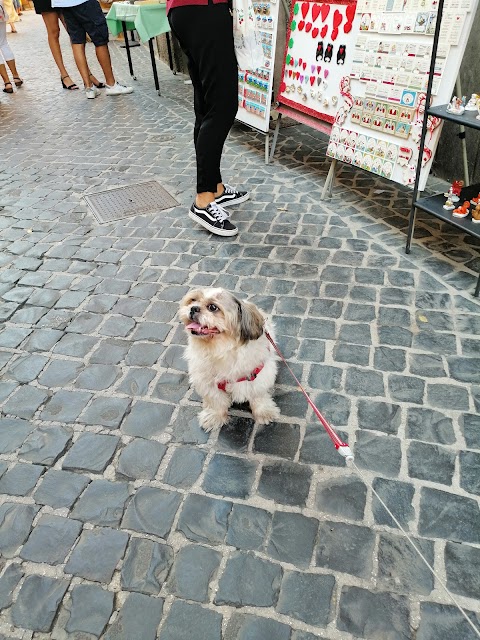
[
  {"xmin": 215, "ymin": 183, "xmax": 250, "ymax": 207},
  {"xmin": 189, "ymin": 201, "xmax": 238, "ymax": 237}
]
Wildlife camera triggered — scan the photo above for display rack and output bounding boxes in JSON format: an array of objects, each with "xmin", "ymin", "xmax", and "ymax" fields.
[{"xmin": 405, "ymin": 0, "xmax": 480, "ymax": 298}]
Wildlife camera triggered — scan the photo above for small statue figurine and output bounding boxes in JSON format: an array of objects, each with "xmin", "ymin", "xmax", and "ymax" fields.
[
  {"xmin": 443, "ymin": 194, "xmax": 454, "ymax": 210},
  {"xmin": 465, "ymin": 93, "xmax": 479, "ymax": 111},
  {"xmin": 473, "ymin": 204, "xmax": 480, "ymax": 223},
  {"xmin": 452, "ymin": 200, "xmax": 470, "ymax": 219},
  {"xmin": 446, "ymin": 95, "xmax": 465, "ymax": 115},
  {"xmin": 451, "ymin": 180, "xmax": 464, "ymax": 201}
]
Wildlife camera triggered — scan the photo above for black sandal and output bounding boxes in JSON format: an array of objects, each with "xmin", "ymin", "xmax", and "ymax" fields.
[
  {"xmin": 3, "ymin": 82, "xmax": 13, "ymax": 94},
  {"xmin": 61, "ymin": 75, "xmax": 79, "ymax": 90},
  {"xmin": 90, "ymin": 74, "xmax": 105, "ymax": 89},
  {"xmin": 13, "ymin": 76, "xmax": 23, "ymax": 87}
]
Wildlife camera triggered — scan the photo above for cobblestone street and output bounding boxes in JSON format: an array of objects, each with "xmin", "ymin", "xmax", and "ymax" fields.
[{"xmin": 1, "ymin": 10, "xmax": 480, "ymax": 640}]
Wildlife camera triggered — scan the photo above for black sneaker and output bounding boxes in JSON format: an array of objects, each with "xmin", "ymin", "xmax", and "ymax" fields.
[
  {"xmin": 189, "ymin": 201, "xmax": 238, "ymax": 237},
  {"xmin": 215, "ymin": 183, "xmax": 250, "ymax": 207}
]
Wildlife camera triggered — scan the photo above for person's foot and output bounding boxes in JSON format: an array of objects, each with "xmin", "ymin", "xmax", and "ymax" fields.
[
  {"xmin": 61, "ymin": 75, "xmax": 79, "ymax": 90},
  {"xmin": 3, "ymin": 82, "xmax": 13, "ymax": 94},
  {"xmin": 105, "ymin": 82, "xmax": 133, "ymax": 96},
  {"xmin": 215, "ymin": 183, "xmax": 250, "ymax": 207},
  {"xmin": 85, "ymin": 86, "xmax": 100, "ymax": 99},
  {"xmin": 13, "ymin": 76, "xmax": 23, "ymax": 87},
  {"xmin": 189, "ymin": 201, "xmax": 238, "ymax": 237},
  {"xmin": 89, "ymin": 73, "xmax": 105, "ymax": 89}
]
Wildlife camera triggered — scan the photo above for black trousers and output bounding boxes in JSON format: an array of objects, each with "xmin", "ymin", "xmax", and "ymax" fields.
[{"xmin": 168, "ymin": 3, "xmax": 238, "ymax": 194}]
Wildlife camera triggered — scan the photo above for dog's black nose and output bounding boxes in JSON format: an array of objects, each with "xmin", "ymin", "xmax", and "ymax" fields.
[{"xmin": 190, "ymin": 305, "xmax": 200, "ymax": 320}]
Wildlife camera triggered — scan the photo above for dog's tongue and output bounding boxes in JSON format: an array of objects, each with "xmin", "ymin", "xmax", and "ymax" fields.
[{"xmin": 186, "ymin": 322, "xmax": 218, "ymax": 335}]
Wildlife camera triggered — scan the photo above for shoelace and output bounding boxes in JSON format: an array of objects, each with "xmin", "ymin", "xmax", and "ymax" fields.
[
  {"xmin": 207, "ymin": 202, "xmax": 230, "ymax": 224},
  {"xmin": 222, "ymin": 184, "xmax": 237, "ymax": 195}
]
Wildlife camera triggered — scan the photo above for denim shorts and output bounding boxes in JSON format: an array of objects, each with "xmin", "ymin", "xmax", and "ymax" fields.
[{"xmin": 63, "ymin": 0, "xmax": 109, "ymax": 46}]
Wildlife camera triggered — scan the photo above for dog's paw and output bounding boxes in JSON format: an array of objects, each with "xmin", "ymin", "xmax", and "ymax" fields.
[
  {"xmin": 252, "ymin": 403, "xmax": 281, "ymax": 425},
  {"xmin": 199, "ymin": 409, "xmax": 228, "ymax": 432}
]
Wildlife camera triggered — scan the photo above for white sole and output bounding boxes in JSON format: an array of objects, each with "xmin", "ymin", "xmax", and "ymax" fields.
[
  {"xmin": 188, "ymin": 211, "xmax": 238, "ymax": 237},
  {"xmin": 216, "ymin": 192, "xmax": 250, "ymax": 207}
]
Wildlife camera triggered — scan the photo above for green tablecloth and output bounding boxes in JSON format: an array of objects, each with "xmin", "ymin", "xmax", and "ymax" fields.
[{"xmin": 106, "ymin": 2, "xmax": 170, "ymax": 43}]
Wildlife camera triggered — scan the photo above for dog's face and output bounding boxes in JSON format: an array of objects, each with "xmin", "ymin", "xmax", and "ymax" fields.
[{"xmin": 179, "ymin": 288, "xmax": 264, "ymax": 343}]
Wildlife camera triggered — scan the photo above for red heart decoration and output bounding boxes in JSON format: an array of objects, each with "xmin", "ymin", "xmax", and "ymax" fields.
[
  {"xmin": 346, "ymin": 4, "xmax": 355, "ymax": 22},
  {"xmin": 312, "ymin": 4, "xmax": 321, "ymax": 22},
  {"xmin": 320, "ymin": 4, "xmax": 330, "ymax": 21},
  {"xmin": 344, "ymin": 22, "xmax": 352, "ymax": 33},
  {"xmin": 333, "ymin": 9, "xmax": 343, "ymax": 29},
  {"xmin": 303, "ymin": 61, "xmax": 307, "ymax": 70},
  {"xmin": 312, "ymin": 26, "xmax": 319, "ymax": 38},
  {"xmin": 298, "ymin": 20, "xmax": 305, "ymax": 31},
  {"xmin": 310, "ymin": 76, "xmax": 315, "ymax": 86},
  {"xmin": 320, "ymin": 24, "xmax": 328, "ymax": 37},
  {"xmin": 301, "ymin": 2, "xmax": 309, "ymax": 19},
  {"xmin": 331, "ymin": 27, "xmax": 338, "ymax": 41},
  {"xmin": 295, "ymin": 71, "xmax": 300, "ymax": 80},
  {"xmin": 288, "ymin": 69, "xmax": 292, "ymax": 77},
  {"xmin": 317, "ymin": 65, "xmax": 321, "ymax": 73},
  {"xmin": 299, "ymin": 58, "xmax": 303, "ymax": 66},
  {"xmin": 305, "ymin": 22, "xmax": 312, "ymax": 33},
  {"xmin": 290, "ymin": 58, "xmax": 294, "ymax": 65},
  {"xmin": 280, "ymin": 81, "xmax": 287, "ymax": 92}
]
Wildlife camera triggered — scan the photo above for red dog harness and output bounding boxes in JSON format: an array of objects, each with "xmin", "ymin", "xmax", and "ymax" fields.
[{"xmin": 217, "ymin": 364, "xmax": 264, "ymax": 392}]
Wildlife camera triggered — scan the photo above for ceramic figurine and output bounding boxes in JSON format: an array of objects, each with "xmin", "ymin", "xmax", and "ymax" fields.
[
  {"xmin": 446, "ymin": 95, "xmax": 465, "ymax": 115},
  {"xmin": 472, "ymin": 205, "xmax": 480, "ymax": 223},
  {"xmin": 451, "ymin": 180, "xmax": 464, "ymax": 201},
  {"xmin": 443, "ymin": 193, "xmax": 454, "ymax": 210},
  {"xmin": 465, "ymin": 93, "xmax": 479, "ymax": 111},
  {"xmin": 452, "ymin": 201, "xmax": 470, "ymax": 219}
]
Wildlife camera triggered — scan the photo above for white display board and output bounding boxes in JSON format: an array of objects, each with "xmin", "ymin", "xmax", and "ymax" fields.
[
  {"xmin": 235, "ymin": 0, "xmax": 281, "ymax": 133},
  {"xmin": 325, "ymin": 0, "xmax": 479, "ymax": 189}
]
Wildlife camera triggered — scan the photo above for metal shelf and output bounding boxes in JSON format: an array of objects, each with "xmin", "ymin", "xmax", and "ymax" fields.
[{"xmin": 427, "ymin": 104, "xmax": 480, "ymax": 131}]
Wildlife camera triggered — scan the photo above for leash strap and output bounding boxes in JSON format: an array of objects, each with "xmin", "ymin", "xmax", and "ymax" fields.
[
  {"xmin": 217, "ymin": 363, "xmax": 265, "ymax": 392},
  {"xmin": 265, "ymin": 331, "xmax": 353, "ymax": 461}
]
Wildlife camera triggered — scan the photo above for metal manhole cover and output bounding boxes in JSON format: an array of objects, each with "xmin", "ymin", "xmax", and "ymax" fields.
[{"xmin": 84, "ymin": 180, "xmax": 179, "ymax": 224}]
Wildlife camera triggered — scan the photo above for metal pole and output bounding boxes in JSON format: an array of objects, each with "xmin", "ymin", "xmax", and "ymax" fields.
[
  {"xmin": 121, "ymin": 20, "xmax": 136, "ymax": 80},
  {"xmin": 455, "ymin": 76, "xmax": 470, "ymax": 187},
  {"xmin": 148, "ymin": 38, "xmax": 161, "ymax": 95},
  {"xmin": 269, "ymin": 112, "xmax": 282, "ymax": 162}
]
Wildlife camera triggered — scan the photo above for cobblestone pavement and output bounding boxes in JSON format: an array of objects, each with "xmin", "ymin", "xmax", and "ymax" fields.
[{"xmin": 1, "ymin": 11, "xmax": 480, "ymax": 640}]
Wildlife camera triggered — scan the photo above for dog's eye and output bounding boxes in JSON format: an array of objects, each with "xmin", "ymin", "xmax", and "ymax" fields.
[{"xmin": 207, "ymin": 303, "xmax": 219, "ymax": 312}]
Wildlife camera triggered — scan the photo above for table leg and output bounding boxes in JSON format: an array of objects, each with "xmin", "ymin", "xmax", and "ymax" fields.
[
  {"xmin": 148, "ymin": 38, "xmax": 161, "ymax": 96},
  {"xmin": 165, "ymin": 32, "xmax": 176, "ymax": 75},
  {"xmin": 121, "ymin": 21, "xmax": 136, "ymax": 80}
]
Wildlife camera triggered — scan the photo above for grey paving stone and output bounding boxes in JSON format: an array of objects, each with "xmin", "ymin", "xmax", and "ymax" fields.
[
  {"xmin": 0, "ymin": 462, "xmax": 45, "ymax": 496},
  {"xmin": 40, "ymin": 389, "xmax": 92, "ymax": 422},
  {"xmin": 125, "ymin": 342, "xmax": 164, "ymax": 366},
  {"xmin": 357, "ymin": 399, "xmax": 401, "ymax": 435},
  {"xmin": 354, "ymin": 431, "xmax": 402, "ymax": 476},
  {"xmin": 0, "ymin": 326, "xmax": 31, "ymax": 348},
  {"xmin": 215, "ymin": 551, "xmax": 282, "ymax": 607},
  {"xmin": 315, "ymin": 519, "xmax": 375, "ymax": 578},
  {"xmin": 445, "ymin": 542, "xmax": 480, "ymax": 600},
  {"xmin": 122, "ymin": 487, "xmax": 182, "ymax": 539},
  {"xmin": 258, "ymin": 460, "xmax": 312, "ymax": 506},
  {"xmin": 459, "ymin": 451, "xmax": 480, "ymax": 496},
  {"xmin": 118, "ymin": 439, "xmax": 166, "ymax": 480},
  {"xmin": 121, "ymin": 537, "xmax": 174, "ymax": 595},
  {"xmin": 300, "ymin": 423, "xmax": 348, "ymax": 467},
  {"xmin": 79, "ymin": 396, "xmax": 131, "ymax": 429},
  {"xmin": 315, "ymin": 475, "xmax": 367, "ymax": 521},
  {"xmin": 20, "ymin": 514, "xmax": 82, "ymax": 564},
  {"xmin": 18, "ymin": 425, "xmax": 72, "ymax": 465},
  {"xmin": 38, "ymin": 358, "xmax": 84, "ymax": 387},
  {"xmin": 159, "ymin": 600, "xmax": 220, "ymax": 640},
  {"xmin": 378, "ymin": 325, "xmax": 413, "ymax": 347},
  {"xmin": 461, "ymin": 414, "xmax": 480, "ymax": 449},
  {"xmin": 0, "ymin": 503, "xmax": 40, "ymax": 557},
  {"xmin": 177, "ymin": 494, "xmax": 232, "ymax": 545},
  {"xmin": 416, "ymin": 602, "xmax": 480, "ymax": 640},
  {"xmin": 71, "ymin": 479, "xmax": 130, "ymax": 526},
  {"xmin": 0, "ymin": 563, "xmax": 24, "ymax": 611},
  {"xmin": 372, "ymin": 478, "xmax": 415, "ymax": 529},
  {"xmin": 131, "ymin": 321, "xmax": 171, "ymax": 342},
  {"xmin": 226, "ymin": 504, "xmax": 271, "ymax": 552},
  {"xmin": 217, "ymin": 416, "xmax": 255, "ymax": 452},
  {"xmin": 90, "ymin": 339, "xmax": 130, "ymax": 365},
  {"xmin": 0, "ymin": 417, "xmax": 34, "ymax": 454},
  {"xmin": 121, "ymin": 401, "xmax": 174, "ymax": 438},
  {"xmin": 308, "ymin": 364, "xmax": 343, "ymax": 391},
  {"xmin": 75, "ymin": 364, "xmax": 121, "ymax": 391},
  {"xmin": 291, "ymin": 632, "xmax": 326, "ymax": 640},
  {"xmin": 11, "ymin": 575, "xmax": 69, "ymax": 633},
  {"xmin": 345, "ymin": 367, "xmax": 385, "ymax": 397},
  {"xmin": 276, "ymin": 571, "xmax": 335, "ymax": 627},
  {"xmin": 99, "ymin": 315, "xmax": 136, "ymax": 338},
  {"xmin": 2, "ymin": 385, "xmax": 48, "ymax": 418},
  {"xmin": 63, "ymin": 433, "xmax": 120, "ymax": 473},
  {"xmin": 333, "ymin": 342, "xmax": 370, "ymax": 366},
  {"xmin": 407, "ymin": 441, "xmax": 455, "ymax": 485},
  {"xmin": 253, "ymin": 422, "xmax": 301, "ymax": 459},
  {"xmin": 167, "ymin": 544, "xmax": 221, "ymax": 602},
  {"xmin": 374, "ymin": 346, "xmax": 406, "ymax": 372},
  {"xmin": 104, "ymin": 592, "xmax": 163, "ymax": 640},
  {"xmin": 448, "ymin": 357, "xmax": 480, "ymax": 384},
  {"xmin": 170, "ymin": 406, "xmax": 210, "ymax": 444},
  {"xmin": 410, "ymin": 353, "xmax": 447, "ymax": 378},
  {"xmin": 406, "ymin": 408, "xmax": 456, "ymax": 445},
  {"xmin": 6, "ymin": 353, "xmax": 48, "ymax": 383},
  {"xmin": 298, "ymin": 338, "xmax": 326, "ymax": 363},
  {"xmin": 151, "ymin": 371, "xmax": 189, "ymax": 403},
  {"xmin": 65, "ymin": 527, "xmax": 129, "ymax": 582},
  {"xmin": 338, "ymin": 586, "xmax": 410, "ymax": 640},
  {"xmin": 419, "ymin": 487, "xmax": 480, "ymax": 543},
  {"xmin": 66, "ymin": 584, "xmax": 114, "ymax": 637},
  {"xmin": 377, "ymin": 532, "xmax": 434, "ymax": 595},
  {"xmin": 163, "ymin": 446, "xmax": 205, "ymax": 488},
  {"xmin": 427, "ymin": 383, "xmax": 470, "ymax": 411},
  {"xmin": 53, "ymin": 333, "xmax": 97, "ymax": 357},
  {"xmin": 203, "ymin": 453, "xmax": 257, "ymax": 499},
  {"xmin": 267, "ymin": 511, "xmax": 318, "ymax": 568},
  {"xmin": 117, "ymin": 367, "xmax": 156, "ymax": 396},
  {"xmin": 0, "ymin": 381, "xmax": 17, "ymax": 403},
  {"xmin": 34, "ymin": 469, "xmax": 90, "ymax": 508},
  {"xmin": 225, "ymin": 613, "xmax": 291, "ymax": 640},
  {"xmin": 23, "ymin": 328, "xmax": 63, "ymax": 352}
]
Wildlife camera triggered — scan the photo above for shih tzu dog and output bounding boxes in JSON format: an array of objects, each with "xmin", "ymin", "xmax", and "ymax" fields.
[{"xmin": 179, "ymin": 288, "xmax": 280, "ymax": 432}]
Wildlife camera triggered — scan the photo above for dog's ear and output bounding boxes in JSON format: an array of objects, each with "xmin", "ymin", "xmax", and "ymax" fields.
[{"xmin": 235, "ymin": 298, "xmax": 264, "ymax": 342}]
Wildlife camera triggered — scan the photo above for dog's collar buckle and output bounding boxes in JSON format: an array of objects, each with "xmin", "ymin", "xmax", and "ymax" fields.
[{"xmin": 217, "ymin": 363, "xmax": 264, "ymax": 392}]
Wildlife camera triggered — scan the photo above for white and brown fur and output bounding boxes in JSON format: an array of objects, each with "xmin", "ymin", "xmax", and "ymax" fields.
[{"xmin": 179, "ymin": 288, "xmax": 280, "ymax": 431}]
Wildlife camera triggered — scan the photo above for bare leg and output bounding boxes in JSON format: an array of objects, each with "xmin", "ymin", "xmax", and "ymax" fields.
[
  {"xmin": 71, "ymin": 42, "xmax": 91, "ymax": 87},
  {"xmin": 42, "ymin": 12, "xmax": 70, "ymax": 80},
  {"xmin": 9, "ymin": 22, "xmax": 17, "ymax": 33},
  {"xmin": 196, "ymin": 191, "xmax": 216, "ymax": 208},
  {"xmin": 0, "ymin": 63, "xmax": 10, "ymax": 84},
  {"xmin": 94, "ymin": 44, "xmax": 115, "ymax": 86},
  {"xmin": 6, "ymin": 58, "xmax": 20, "ymax": 79}
]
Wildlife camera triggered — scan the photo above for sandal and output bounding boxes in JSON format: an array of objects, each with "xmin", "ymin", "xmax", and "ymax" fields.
[
  {"xmin": 13, "ymin": 76, "xmax": 23, "ymax": 88},
  {"xmin": 61, "ymin": 75, "xmax": 79, "ymax": 90},
  {"xmin": 3, "ymin": 82, "xmax": 13, "ymax": 94},
  {"xmin": 90, "ymin": 73, "xmax": 105, "ymax": 89}
]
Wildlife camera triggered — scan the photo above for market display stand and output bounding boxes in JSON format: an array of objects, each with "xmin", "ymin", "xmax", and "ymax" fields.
[{"xmin": 404, "ymin": 0, "xmax": 480, "ymax": 298}]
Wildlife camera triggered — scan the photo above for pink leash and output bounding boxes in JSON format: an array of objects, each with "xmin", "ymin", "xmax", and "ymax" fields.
[{"xmin": 266, "ymin": 332, "xmax": 354, "ymax": 462}]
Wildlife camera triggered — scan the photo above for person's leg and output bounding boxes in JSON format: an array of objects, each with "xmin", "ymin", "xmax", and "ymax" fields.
[
  {"xmin": 71, "ymin": 43, "xmax": 90, "ymax": 87},
  {"xmin": 94, "ymin": 44, "xmax": 114, "ymax": 86},
  {"xmin": 42, "ymin": 11, "xmax": 78, "ymax": 87},
  {"xmin": 0, "ymin": 21, "xmax": 15, "ymax": 88}
]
